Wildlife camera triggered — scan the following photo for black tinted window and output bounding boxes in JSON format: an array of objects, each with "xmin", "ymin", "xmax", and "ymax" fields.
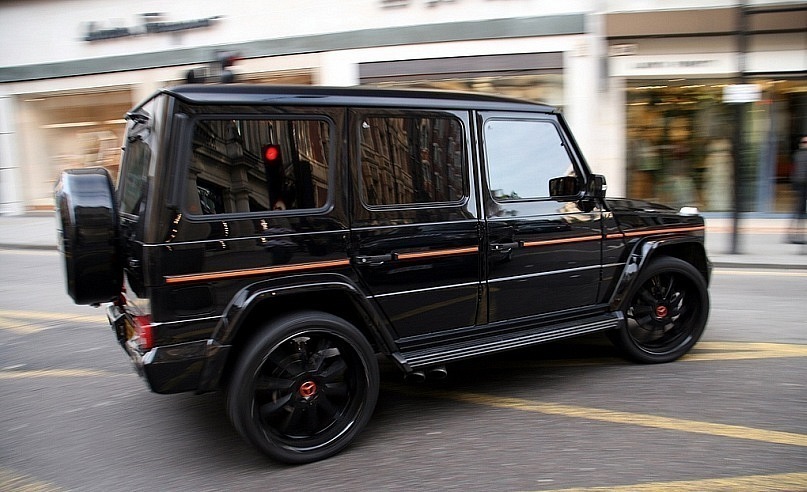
[
  {"xmin": 186, "ymin": 118, "xmax": 331, "ymax": 215},
  {"xmin": 119, "ymin": 138, "xmax": 151, "ymax": 215},
  {"xmin": 359, "ymin": 115, "xmax": 464, "ymax": 206}
]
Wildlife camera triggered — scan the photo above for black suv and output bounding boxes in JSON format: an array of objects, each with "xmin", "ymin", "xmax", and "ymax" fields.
[{"xmin": 55, "ymin": 84, "xmax": 710, "ymax": 464}]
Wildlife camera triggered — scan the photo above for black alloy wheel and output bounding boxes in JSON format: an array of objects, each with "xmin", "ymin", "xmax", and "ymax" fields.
[
  {"xmin": 227, "ymin": 311, "xmax": 379, "ymax": 464},
  {"xmin": 613, "ymin": 256, "xmax": 709, "ymax": 363}
]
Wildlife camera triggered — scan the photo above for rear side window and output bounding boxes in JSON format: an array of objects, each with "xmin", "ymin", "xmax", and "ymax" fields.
[
  {"xmin": 359, "ymin": 114, "xmax": 465, "ymax": 206},
  {"xmin": 119, "ymin": 139, "xmax": 151, "ymax": 215},
  {"xmin": 186, "ymin": 118, "xmax": 331, "ymax": 215},
  {"xmin": 119, "ymin": 96, "xmax": 160, "ymax": 216}
]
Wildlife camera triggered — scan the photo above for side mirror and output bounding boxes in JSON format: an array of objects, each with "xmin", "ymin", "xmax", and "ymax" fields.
[
  {"xmin": 549, "ymin": 176, "xmax": 580, "ymax": 198},
  {"xmin": 586, "ymin": 174, "xmax": 607, "ymax": 199}
]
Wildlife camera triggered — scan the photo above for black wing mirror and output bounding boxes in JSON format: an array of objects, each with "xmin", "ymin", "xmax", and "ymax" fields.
[
  {"xmin": 549, "ymin": 175, "xmax": 607, "ymax": 199},
  {"xmin": 549, "ymin": 175, "xmax": 606, "ymax": 213},
  {"xmin": 548, "ymin": 176, "xmax": 580, "ymax": 198},
  {"xmin": 586, "ymin": 174, "xmax": 607, "ymax": 199}
]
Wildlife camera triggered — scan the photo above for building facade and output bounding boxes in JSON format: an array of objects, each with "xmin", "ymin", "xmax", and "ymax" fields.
[{"xmin": 0, "ymin": 0, "xmax": 804, "ymax": 215}]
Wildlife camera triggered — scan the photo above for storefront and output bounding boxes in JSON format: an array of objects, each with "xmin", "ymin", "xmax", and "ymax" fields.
[
  {"xmin": 0, "ymin": 1, "xmax": 594, "ymax": 215},
  {"xmin": 607, "ymin": 3, "xmax": 807, "ymax": 214},
  {"xmin": 623, "ymin": 78, "xmax": 807, "ymax": 213}
]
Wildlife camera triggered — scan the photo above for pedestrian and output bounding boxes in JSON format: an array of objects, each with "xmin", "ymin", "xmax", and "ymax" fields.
[{"xmin": 788, "ymin": 135, "xmax": 807, "ymax": 244}]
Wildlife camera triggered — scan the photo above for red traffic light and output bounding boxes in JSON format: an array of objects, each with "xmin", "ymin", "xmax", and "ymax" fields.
[{"xmin": 262, "ymin": 144, "xmax": 281, "ymax": 165}]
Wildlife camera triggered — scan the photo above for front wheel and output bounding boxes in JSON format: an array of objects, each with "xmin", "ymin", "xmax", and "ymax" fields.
[
  {"xmin": 227, "ymin": 311, "xmax": 379, "ymax": 464},
  {"xmin": 611, "ymin": 256, "xmax": 709, "ymax": 363}
]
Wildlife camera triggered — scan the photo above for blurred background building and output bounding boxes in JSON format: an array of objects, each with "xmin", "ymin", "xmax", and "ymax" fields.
[{"xmin": 0, "ymin": 0, "xmax": 805, "ymax": 215}]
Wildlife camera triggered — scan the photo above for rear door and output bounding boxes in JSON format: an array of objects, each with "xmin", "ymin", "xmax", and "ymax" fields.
[
  {"xmin": 480, "ymin": 112, "xmax": 603, "ymax": 323},
  {"xmin": 349, "ymin": 109, "xmax": 482, "ymax": 340}
]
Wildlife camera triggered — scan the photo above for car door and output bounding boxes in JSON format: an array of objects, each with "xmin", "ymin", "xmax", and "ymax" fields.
[
  {"xmin": 349, "ymin": 109, "xmax": 482, "ymax": 340},
  {"xmin": 480, "ymin": 112, "xmax": 603, "ymax": 323}
]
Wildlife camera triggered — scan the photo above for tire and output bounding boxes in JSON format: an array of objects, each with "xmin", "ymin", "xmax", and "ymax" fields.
[
  {"xmin": 226, "ymin": 311, "xmax": 379, "ymax": 464},
  {"xmin": 54, "ymin": 168, "xmax": 122, "ymax": 305},
  {"xmin": 611, "ymin": 256, "xmax": 709, "ymax": 363}
]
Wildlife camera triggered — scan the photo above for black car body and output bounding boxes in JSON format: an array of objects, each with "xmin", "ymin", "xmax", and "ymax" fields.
[{"xmin": 55, "ymin": 84, "xmax": 711, "ymax": 463}]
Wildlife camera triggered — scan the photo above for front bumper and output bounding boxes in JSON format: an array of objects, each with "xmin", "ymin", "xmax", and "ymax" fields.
[{"xmin": 107, "ymin": 304, "xmax": 228, "ymax": 394}]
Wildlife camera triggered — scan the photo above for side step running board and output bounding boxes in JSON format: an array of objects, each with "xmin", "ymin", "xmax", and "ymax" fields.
[{"xmin": 397, "ymin": 312, "xmax": 624, "ymax": 370}]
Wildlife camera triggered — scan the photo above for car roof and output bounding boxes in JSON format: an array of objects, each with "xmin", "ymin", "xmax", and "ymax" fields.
[{"xmin": 158, "ymin": 84, "xmax": 557, "ymax": 113}]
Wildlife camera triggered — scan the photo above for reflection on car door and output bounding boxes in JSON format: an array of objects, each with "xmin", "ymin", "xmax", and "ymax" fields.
[
  {"xmin": 481, "ymin": 113, "xmax": 603, "ymax": 323},
  {"xmin": 349, "ymin": 110, "xmax": 482, "ymax": 340}
]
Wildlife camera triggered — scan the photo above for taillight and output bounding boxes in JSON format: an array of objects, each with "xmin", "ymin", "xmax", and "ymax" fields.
[{"xmin": 133, "ymin": 314, "xmax": 154, "ymax": 351}]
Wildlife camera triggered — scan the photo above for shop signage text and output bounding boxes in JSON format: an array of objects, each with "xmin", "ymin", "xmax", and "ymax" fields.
[
  {"xmin": 610, "ymin": 53, "xmax": 736, "ymax": 78},
  {"xmin": 632, "ymin": 60, "xmax": 715, "ymax": 70},
  {"xmin": 84, "ymin": 13, "xmax": 221, "ymax": 42}
]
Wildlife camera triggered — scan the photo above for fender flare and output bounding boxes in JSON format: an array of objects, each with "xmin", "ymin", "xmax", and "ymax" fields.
[
  {"xmin": 197, "ymin": 273, "xmax": 396, "ymax": 391},
  {"xmin": 608, "ymin": 235, "xmax": 708, "ymax": 310}
]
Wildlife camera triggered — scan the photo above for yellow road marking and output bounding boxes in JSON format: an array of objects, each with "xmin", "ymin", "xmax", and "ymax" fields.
[
  {"xmin": 490, "ymin": 341, "xmax": 807, "ymax": 370},
  {"xmin": 0, "ymin": 369, "xmax": 116, "ymax": 379},
  {"xmin": 0, "ymin": 467, "xmax": 61, "ymax": 492},
  {"xmin": 0, "ymin": 309, "xmax": 101, "ymax": 323},
  {"xmin": 685, "ymin": 341, "xmax": 807, "ymax": 361},
  {"xmin": 548, "ymin": 471, "xmax": 807, "ymax": 492},
  {"xmin": 714, "ymin": 268, "xmax": 807, "ymax": 277},
  {"xmin": 387, "ymin": 385, "xmax": 807, "ymax": 448},
  {"xmin": 0, "ymin": 309, "xmax": 105, "ymax": 335}
]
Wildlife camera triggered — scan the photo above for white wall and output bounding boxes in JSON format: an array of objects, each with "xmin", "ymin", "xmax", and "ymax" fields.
[
  {"xmin": 0, "ymin": 94, "xmax": 24, "ymax": 214},
  {"xmin": 0, "ymin": 0, "xmax": 592, "ymax": 68}
]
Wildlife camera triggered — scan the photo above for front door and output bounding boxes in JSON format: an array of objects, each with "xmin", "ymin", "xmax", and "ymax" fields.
[{"xmin": 480, "ymin": 112, "xmax": 603, "ymax": 323}]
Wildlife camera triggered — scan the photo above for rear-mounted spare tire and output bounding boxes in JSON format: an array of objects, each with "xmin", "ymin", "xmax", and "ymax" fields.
[{"xmin": 54, "ymin": 168, "xmax": 122, "ymax": 305}]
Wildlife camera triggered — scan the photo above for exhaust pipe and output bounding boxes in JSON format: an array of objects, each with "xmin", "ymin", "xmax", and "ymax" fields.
[
  {"xmin": 405, "ymin": 366, "xmax": 447, "ymax": 383},
  {"xmin": 427, "ymin": 366, "xmax": 448, "ymax": 380},
  {"xmin": 406, "ymin": 370, "xmax": 426, "ymax": 383}
]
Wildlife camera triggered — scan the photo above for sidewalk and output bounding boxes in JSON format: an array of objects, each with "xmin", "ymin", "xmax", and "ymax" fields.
[{"xmin": 1, "ymin": 213, "xmax": 805, "ymax": 269}]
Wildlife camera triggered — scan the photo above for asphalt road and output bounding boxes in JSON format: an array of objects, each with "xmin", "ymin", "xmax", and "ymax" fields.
[{"xmin": 1, "ymin": 249, "xmax": 806, "ymax": 491}]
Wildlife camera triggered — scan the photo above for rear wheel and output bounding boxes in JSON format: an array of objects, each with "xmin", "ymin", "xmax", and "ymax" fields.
[
  {"xmin": 611, "ymin": 256, "xmax": 709, "ymax": 363},
  {"xmin": 227, "ymin": 311, "xmax": 379, "ymax": 464}
]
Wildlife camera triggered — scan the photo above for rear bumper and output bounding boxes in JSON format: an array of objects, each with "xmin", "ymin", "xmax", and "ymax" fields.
[{"xmin": 107, "ymin": 305, "xmax": 229, "ymax": 394}]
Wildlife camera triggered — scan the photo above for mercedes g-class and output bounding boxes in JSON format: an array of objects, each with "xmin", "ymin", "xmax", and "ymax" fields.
[{"xmin": 55, "ymin": 84, "xmax": 710, "ymax": 464}]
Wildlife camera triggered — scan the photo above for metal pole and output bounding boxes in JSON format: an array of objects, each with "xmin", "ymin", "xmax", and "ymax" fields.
[{"xmin": 731, "ymin": 1, "xmax": 747, "ymax": 255}]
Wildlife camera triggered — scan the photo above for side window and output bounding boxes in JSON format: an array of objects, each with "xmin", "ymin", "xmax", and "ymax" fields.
[
  {"xmin": 186, "ymin": 118, "xmax": 330, "ymax": 215},
  {"xmin": 484, "ymin": 118, "xmax": 576, "ymax": 200},
  {"xmin": 119, "ymin": 138, "xmax": 151, "ymax": 215},
  {"xmin": 359, "ymin": 114, "xmax": 464, "ymax": 206}
]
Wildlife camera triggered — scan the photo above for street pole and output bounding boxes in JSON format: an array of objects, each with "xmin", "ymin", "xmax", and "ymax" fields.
[{"xmin": 730, "ymin": 1, "xmax": 747, "ymax": 255}]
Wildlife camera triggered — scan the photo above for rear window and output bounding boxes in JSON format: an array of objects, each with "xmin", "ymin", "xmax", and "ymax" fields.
[{"xmin": 186, "ymin": 118, "xmax": 331, "ymax": 215}]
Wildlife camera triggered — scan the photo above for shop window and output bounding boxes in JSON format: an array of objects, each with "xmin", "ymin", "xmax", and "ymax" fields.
[
  {"xmin": 22, "ymin": 89, "xmax": 131, "ymax": 209},
  {"xmin": 626, "ymin": 78, "xmax": 807, "ymax": 213}
]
